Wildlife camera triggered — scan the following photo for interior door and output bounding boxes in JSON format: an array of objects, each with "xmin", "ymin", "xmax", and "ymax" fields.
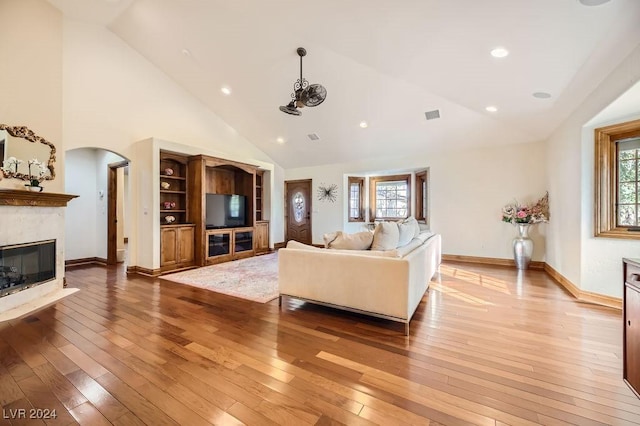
[{"xmin": 285, "ymin": 179, "xmax": 312, "ymax": 245}]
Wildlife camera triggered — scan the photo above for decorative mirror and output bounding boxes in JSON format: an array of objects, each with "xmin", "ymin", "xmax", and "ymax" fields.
[{"xmin": 0, "ymin": 124, "xmax": 56, "ymax": 182}]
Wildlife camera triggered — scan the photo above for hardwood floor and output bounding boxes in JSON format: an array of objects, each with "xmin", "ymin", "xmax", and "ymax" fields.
[{"xmin": 1, "ymin": 262, "xmax": 639, "ymax": 425}]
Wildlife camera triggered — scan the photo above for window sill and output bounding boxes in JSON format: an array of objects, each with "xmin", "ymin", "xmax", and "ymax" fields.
[{"xmin": 595, "ymin": 227, "xmax": 640, "ymax": 240}]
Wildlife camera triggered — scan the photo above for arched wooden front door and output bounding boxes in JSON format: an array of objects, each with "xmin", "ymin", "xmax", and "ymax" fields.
[{"xmin": 285, "ymin": 179, "xmax": 312, "ymax": 245}]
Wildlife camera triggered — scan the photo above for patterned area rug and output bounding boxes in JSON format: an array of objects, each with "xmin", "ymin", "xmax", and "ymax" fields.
[{"xmin": 161, "ymin": 253, "xmax": 279, "ymax": 303}]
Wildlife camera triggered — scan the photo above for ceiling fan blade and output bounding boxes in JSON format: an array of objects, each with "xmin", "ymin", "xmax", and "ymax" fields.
[
  {"xmin": 279, "ymin": 101, "xmax": 302, "ymax": 116},
  {"xmin": 300, "ymin": 84, "xmax": 327, "ymax": 107}
]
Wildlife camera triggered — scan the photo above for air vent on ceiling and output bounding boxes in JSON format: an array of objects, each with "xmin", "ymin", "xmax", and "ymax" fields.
[
  {"xmin": 424, "ymin": 109, "xmax": 441, "ymax": 120},
  {"xmin": 307, "ymin": 133, "xmax": 320, "ymax": 141}
]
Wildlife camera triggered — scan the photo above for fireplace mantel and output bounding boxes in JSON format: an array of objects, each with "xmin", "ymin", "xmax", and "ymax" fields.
[{"xmin": 0, "ymin": 189, "xmax": 78, "ymax": 207}]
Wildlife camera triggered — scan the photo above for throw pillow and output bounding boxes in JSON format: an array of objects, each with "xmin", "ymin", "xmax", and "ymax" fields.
[
  {"xmin": 397, "ymin": 221, "xmax": 414, "ymax": 247},
  {"xmin": 371, "ymin": 221, "xmax": 400, "ymax": 251},
  {"xmin": 400, "ymin": 216, "xmax": 421, "ymax": 239},
  {"xmin": 323, "ymin": 232, "xmax": 338, "ymax": 248},
  {"xmin": 327, "ymin": 231, "xmax": 374, "ymax": 250}
]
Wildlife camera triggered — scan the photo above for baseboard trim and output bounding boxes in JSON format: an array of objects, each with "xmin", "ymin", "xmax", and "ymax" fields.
[
  {"xmin": 274, "ymin": 242, "xmax": 286, "ymax": 249},
  {"xmin": 126, "ymin": 265, "xmax": 161, "ymax": 277},
  {"xmin": 442, "ymin": 254, "xmax": 545, "ymax": 270},
  {"xmin": 65, "ymin": 257, "xmax": 107, "ymax": 267},
  {"xmin": 442, "ymin": 254, "xmax": 622, "ymax": 310},
  {"xmin": 543, "ymin": 264, "xmax": 622, "ymax": 310}
]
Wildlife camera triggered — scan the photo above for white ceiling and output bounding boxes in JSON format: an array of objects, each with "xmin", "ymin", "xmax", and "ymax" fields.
[{"xmin": 48, "ymin": 0, "xmax": 640, "ymax": 169}]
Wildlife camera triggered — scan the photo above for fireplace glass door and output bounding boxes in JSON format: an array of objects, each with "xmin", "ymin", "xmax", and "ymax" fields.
[{"xmin": 0, "ymin": 240, "xmax": 56, "ymax": 297}]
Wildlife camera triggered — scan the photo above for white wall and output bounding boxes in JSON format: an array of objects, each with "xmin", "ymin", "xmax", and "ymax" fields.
[
  {"xmin": 0, "ymin": 0, "xmax": 63, "ymax": 192},
  {"xmin": 64, "ymin": 148, "xmax": 126, "ymax": 261},
  {"xmin": 286, "ymin": 141, "xmax": 548, "ymax": 261},
  {"xmin": 64, "ymin": 149, "xmax": 98, "ymax": 260},
  {"xmin": 546, "ymin": 43, "xmax": 640, "ymax": 298}
]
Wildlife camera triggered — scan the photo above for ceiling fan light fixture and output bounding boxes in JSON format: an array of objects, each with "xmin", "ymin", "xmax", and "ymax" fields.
[{"xmin": 279, "ymin": 47, "xmax": 327, "ymax": 116}]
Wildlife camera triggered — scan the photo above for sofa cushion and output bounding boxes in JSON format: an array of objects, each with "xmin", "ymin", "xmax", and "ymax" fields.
[
  {"xmin": 404, "ymin": 217, "xmax": 422, "ymax": 238},
  {"xmin": 371, "ymin": 221, "xmax": 400, "ymax": 251},
  {"xmin": 327, "ymin": 231, "xmax": 373, "ymax": 250}
]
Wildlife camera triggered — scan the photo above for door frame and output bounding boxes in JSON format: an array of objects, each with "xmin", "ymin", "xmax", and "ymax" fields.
[
  {"xmin": 107, "ymin": 160, "xmax": 129, "ymax": 265},
  {"xmin": 284, "ymin": 179, "xmax": 312, "ymax": 244}
]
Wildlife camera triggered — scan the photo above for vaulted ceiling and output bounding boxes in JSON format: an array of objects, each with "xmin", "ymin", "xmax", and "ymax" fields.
[{"xmin": 48, "ymin": 0, "xmax": 640, "ymax": 169}]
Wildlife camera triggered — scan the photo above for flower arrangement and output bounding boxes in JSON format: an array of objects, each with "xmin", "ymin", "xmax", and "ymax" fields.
[
  {"xmin": 26, "ymin": 158, "xmax": 47, "ymax": 187},
  {"xmin": 501, "ymin": 192, "xmax": 549, "ymax": 225}
]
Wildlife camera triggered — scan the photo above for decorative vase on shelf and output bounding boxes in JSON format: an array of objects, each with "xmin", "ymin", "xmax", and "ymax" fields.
[{"xmin": 513, "ymin": 223, "xmax": 533, "ymax": 270}]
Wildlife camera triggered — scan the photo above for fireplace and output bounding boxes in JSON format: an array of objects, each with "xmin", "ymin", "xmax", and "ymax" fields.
[
  {"xmin": 0, "ymin": 189, "xmax": 78, "ymax": 321},
  {"xmin": 0, "ymin": 240, "xmax": 56, "ymax": 297}
]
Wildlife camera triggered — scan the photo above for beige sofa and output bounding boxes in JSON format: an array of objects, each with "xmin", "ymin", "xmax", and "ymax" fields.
[{"xmin": 278, "ymin": 232, "xmax": 441, "ymax": 335}]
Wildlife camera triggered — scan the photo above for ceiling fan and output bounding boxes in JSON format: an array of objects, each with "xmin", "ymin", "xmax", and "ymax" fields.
[{"xmin": 279, "ymin": 47, "xmax": 327, "ymax": 116}]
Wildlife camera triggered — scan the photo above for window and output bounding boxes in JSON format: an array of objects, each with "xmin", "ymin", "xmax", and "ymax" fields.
[
  {"xmin": 617, "ymin": 139, "xmax": 640, "ymax": 226},
  {"xmin": 369, "ymin": 174, "xmax": 411, "ymax": 221},
  {"xmin": 415, "ymin": 170, "xmax": 428, "ymax": 224},
  {"xmin": 348, "ymin": 176, "xmax": 365, "ymax": 222},
  {"xmin": 594, "ymin": 119, "xmax": 640, "ymax": 238}
]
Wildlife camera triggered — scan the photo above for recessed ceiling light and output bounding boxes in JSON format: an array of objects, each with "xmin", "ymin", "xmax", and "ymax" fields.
[
  {"xmin": 181, "ymin": 48, "xmax": 191, "ymax": 57},
  {"xmin": 359, "ymin": 121, "xmax": 368, "ymax": 128},
  {"xmin": 221, "ymin": 86, "xmax": 232, "ymax": 96},
  {"xmin": 490, "ymin": 47, "xmax": 509, "ymax": 58},
  {"xmin": 532, "ymin": 92, "xmax": 552, "ymax": 99},
  {"xmin": 485, "ymin": 106, "xmax": 498, "ymax": 112},
  {"xmin": 276, "ymin": 137, "xmax": 285, "ymax": 144},
  {"xmin": 578, "ymin": 0, "xmax": 611, "ymax": 6}
]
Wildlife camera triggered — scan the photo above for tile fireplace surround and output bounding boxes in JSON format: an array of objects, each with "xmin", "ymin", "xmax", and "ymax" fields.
[{"xmin": 0, "ymin": 189, "xmax": 79, "ymax": 321}]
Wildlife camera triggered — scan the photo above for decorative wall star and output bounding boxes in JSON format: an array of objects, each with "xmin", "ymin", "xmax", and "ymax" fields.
[{"xmin": 317, "ymin": 183, "xmax": 338, "ymax": 202}]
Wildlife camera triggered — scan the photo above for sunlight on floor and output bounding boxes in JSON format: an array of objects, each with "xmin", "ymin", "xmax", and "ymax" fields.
[
  {"xmin": 429, "ymin": 282, "xmax": 494, "ymax": 306},
  {"xmin": 439, "ymin": 265, "xmax": 512, "ymax": 295}
]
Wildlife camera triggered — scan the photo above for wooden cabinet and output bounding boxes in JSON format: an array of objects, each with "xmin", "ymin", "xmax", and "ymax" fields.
[
  {"xmin": 161, "ymin": 225, "xmax": 195, "ymax": 271},
  {"xmin": 624, "ymin": 259, "xmax": 640, "ymax": 398},
  {"xmin": 160, "ymin": 151, "xmax": 194, "ymax": 272},
  {"xmin": 206, "ymin": 227, "xmax": 254, "ymax": 264},
  {"xmin": 256, "ymin": 171, "xmax": 264, "ymax": 221},
  {"xmin": 160, "ymin": 152, "xmax": 188, "ymax": 226},
  {"xmin": 255, "ymin": 220, "xmax": 269, "ymax": 254},
  {"xmin": 623, "ymin": 258, "xmax": 640, "ymax": 399}
]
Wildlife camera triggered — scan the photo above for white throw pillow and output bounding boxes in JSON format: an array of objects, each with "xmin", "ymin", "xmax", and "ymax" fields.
[
  {"xmin": 327, "ymin": 231, "xmax": 373, "ymax": 250},
  {"xmin": 396, "ymin": 221, "xmax": 414, "ymax": 247},
  {"xmin": 371, "ymin": 222, "xmax": 400, "ymax": 251}
]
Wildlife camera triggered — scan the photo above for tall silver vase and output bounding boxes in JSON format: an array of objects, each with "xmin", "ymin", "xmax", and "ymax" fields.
[{"xmin": 513, "ymin": 223, "xmax": 533, "ymax": 270}]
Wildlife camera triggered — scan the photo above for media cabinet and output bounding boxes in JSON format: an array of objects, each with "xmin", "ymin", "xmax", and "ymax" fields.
[{"xmin": 159, "ymin": 151, "xmax": 269, "ymax": 273}]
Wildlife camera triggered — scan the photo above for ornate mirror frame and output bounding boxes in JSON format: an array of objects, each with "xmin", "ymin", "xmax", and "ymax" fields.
[{"xmin": 0, "ymin": 124, "xmax": 56, "ymax": 182}]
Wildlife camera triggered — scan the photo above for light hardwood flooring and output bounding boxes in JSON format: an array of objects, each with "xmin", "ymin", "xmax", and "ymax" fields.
[{"xmin": 0, "ymin": 261, "xmax": 639, "ymax": 425}]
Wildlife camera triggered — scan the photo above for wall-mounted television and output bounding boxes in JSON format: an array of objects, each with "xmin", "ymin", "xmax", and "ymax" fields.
[{"xmin": 205, "ymin": 193, "xmax": 248, "ymax": 229}]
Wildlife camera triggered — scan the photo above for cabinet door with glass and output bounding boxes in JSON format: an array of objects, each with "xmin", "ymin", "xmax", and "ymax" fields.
[{"xmin": 206, "ymin": 230, "xmax": 233, "ymax": 264}]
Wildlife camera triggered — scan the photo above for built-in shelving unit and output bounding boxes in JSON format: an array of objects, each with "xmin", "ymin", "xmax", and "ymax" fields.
[{"xmin": 159, "ymin": 151, "xmax": 194, "ymax": 272}]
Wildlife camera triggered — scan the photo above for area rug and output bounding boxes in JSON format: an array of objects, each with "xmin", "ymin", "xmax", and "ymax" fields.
[{"xmin": 160, "ymin": 253, "xmax": 279, "ymax": 303}]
